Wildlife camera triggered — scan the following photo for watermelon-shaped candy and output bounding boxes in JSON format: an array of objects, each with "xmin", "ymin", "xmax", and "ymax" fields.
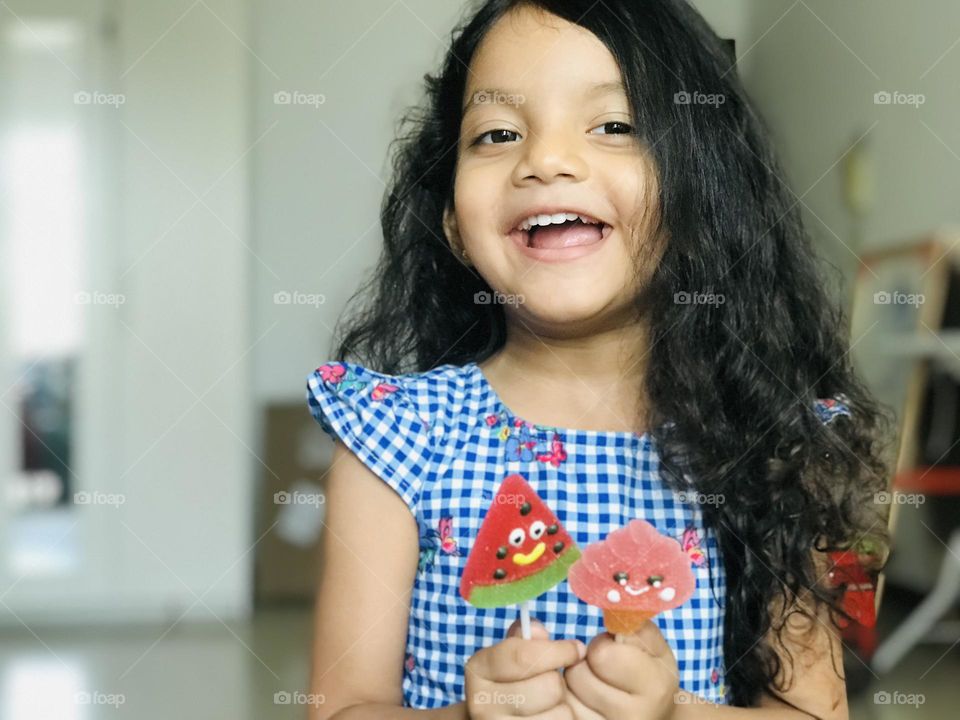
[{"xmin": 459, "ymin": 474, "xmax": 580, "ymax": 608}]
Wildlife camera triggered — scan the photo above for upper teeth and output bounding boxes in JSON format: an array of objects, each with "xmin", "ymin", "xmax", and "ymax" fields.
[{"xmin": 518, "ymin": 212, "xmax": 600, "ymax": 231}]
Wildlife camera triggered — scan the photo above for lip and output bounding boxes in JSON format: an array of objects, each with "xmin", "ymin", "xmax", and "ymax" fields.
[{"xmin": 507, "ymin": 222, "xmax": 613, "ymax": 263}]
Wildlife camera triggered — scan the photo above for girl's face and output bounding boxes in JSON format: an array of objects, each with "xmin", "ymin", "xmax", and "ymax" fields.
[{"xmin": 446, "ymin": 5, "xmax": 660, "ymax": 334}]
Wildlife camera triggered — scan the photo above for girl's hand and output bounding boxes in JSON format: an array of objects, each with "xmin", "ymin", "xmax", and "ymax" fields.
[
  {"xmin": 563, "ymin": 620, "xmax": 680, "ymax": 720},
  {"xmin": 464, "ymin": 617, "xmax": 585, "ymax": 719}
]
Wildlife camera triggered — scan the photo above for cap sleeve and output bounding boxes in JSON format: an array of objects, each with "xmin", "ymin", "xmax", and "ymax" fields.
[
  {"xmin": 306, "ymin": 361, "xmax": 432, "ymax": 514},
  {"xmin": 813, "ymin": 393, "xmax": 852, "ymax": 425}
]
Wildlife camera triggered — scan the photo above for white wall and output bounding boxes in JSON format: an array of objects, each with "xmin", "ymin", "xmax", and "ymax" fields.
[
  {"xmin": 742, "ymin": 0, "xmax": 960, "ymax": 276},
  {"xmin": 0, "ymin": 0, "xmax": 255, "ymax": 624}
]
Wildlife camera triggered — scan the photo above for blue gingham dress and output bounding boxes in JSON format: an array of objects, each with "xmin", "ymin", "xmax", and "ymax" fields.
[{"xmin": 305, "ymin": 360, "xmax": 850, "ymax": 708}]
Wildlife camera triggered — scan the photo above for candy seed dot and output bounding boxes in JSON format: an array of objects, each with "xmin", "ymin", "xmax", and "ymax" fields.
[
  {"xmin": 496, "ymin": 546, "xmax": 507, "ymax": 559},
  {"xmin": 493, "ymin": 568, "xmax": 506, "ymax": 580},
  {"xmin": 546, "ymin": 524, "xmax": 558, "ymax": 535},
  {"xmin": 553, "ymin": 541, "xmax": 564, "ymax": 553},
  {"xmin": 519, "ymin": 501, "xmax": 531, "ymax": 515}
]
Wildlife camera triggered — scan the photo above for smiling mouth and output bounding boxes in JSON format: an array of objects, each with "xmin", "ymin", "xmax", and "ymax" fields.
[{"xmin": 509, "ymin": 220, "xmax": 614, "ymax": 252}]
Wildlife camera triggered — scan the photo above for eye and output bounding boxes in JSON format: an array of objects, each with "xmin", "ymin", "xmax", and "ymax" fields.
[
  {"xmin": 590, "ymin": 120, "xmax": 633, "ymax": 135},
  {"xmin": 529, "ymin": 520, "xmax": 546, "ymax": 540},
  {"xmin": 508, "ymin": 527, "xmax": 526, "ymax": 547},
  {"xmin": 647, "ymin": 574, "xmax": 664, "ymax": 587},
  {"xmin": 613, "ymin": 571, "xmax": 629, "ymax": 585},
  {"xmin": 473, "ymin": 128, "xmax": 521, "ymax": 145}
]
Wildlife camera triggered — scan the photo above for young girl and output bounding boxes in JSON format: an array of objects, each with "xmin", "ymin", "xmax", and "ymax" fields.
[{"xmin": 305, "ymin": 1, "xmax": 893, "ymax": 717}]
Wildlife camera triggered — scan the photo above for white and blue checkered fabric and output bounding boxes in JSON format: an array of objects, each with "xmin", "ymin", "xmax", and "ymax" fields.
[{"xmin": 307, "ymin": 360, "xmax": 734, "ymax": 707}]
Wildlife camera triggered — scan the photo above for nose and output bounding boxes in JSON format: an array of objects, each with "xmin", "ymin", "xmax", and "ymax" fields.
[{"xmin": 512, "ymin": 126, "xmax": 589, "ymax": 185}]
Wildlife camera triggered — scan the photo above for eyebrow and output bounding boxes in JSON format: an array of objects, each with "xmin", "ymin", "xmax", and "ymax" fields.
[{"xmin": 462, "ymin": 80, "xmax": 626, "ymax": 115}]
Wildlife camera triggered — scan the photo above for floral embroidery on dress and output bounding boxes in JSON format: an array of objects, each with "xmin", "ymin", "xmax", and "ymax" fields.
[
  {"xmin": 680, "ymin": 524, "xmax": 707, "ymax": 568},
  {"xmin": 404, "ymin": 653, "xmax": 416, "ymax": 673},
  {"xmin": 484, "ymin": 412, "xmax": 568, "ymax": 467},
  {"xmin": 536, "ymin": 433, "xmax": 567, "ymax": 467},
  {"xmin": 418, "ymin": 517, "xmax": 460, "ymax": 574},
  {"xmin": 317, "ymin": 362, "xmax": 402, "ymax": 401},
  {"xmin": 710, "ymin": 666, "xmax": 727, "ymax": 701}
]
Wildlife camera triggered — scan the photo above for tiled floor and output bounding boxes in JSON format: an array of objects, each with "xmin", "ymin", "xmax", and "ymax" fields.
[{"xmin": 0, "ymin": 599, "xmax": 956, "ymax": 718}]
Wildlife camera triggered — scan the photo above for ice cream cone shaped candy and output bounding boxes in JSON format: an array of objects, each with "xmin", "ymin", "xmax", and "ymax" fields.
[
  {"xmin": 603, "ymin": 608, "xmax": 656, "ymax": 635},
  {"xmin": 568, "ymin": 518, "xmax": 696, "ymax": 637}
]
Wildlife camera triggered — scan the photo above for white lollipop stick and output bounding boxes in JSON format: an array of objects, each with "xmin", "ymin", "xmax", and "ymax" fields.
[{"xmin": 519, "ymin": 600, "xmax": 532, "ymax": 640}]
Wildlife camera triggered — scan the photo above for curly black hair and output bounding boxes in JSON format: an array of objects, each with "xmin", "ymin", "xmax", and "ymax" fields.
[{"xmin": 330, "ymin": 0, "xmax": 896, "ymax": 707}]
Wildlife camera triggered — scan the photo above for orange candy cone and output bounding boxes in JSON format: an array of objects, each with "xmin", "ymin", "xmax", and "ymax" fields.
[{"xmin": 603, "ymin": 608, "xmax": 654, "ymax": 635}]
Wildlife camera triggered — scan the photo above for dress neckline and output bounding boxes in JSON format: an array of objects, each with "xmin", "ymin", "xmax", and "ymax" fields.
[{"xmin": 466, "ymin": 361, "xmax": 649, "ymax": 443}]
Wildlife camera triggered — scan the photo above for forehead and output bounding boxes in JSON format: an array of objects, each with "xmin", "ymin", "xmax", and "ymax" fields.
[{"xmin": 464, "ymin": 5, "xmax": 625, "ymax": 111}]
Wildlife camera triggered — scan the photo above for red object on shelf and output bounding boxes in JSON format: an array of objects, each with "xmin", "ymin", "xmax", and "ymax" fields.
[
  {"xmin": 893, "ymin": 466, "xmax": 960, "ymax": 496},
  {"xmin": 827, "ymin": 550, "xmax": 877, "ymax": 629}
]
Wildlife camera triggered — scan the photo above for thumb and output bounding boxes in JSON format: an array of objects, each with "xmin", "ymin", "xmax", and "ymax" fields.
[
  {"xmin": 506, "ymin": 617, "xmax": 549, "ymax": 640},
  {"xmin": 618, "ymin": 619, "xmax": 673, "ymax": 658}
]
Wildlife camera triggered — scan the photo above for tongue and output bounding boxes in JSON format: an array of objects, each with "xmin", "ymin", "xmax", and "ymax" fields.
[{"xmin": 529, "ymin": 221, "xmax": 603, "ymax": 249}]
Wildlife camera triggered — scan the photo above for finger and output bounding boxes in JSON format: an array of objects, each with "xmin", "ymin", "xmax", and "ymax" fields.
[
  {"xmin": 515, "ymin": 669, "xmax": 568, "ymax": 717},
  {"xmin": 585, "ymin": 631, "xmax": 677, "ymax": 695},
  {"xmin": 564, "ymin": 654, "xmax": 631, "ymax": 715},
  {"xmin": 473, "ymin": 637, "xmax": 587, "ymax": 683},
  {"xmin": 562, "ymin": 669, "xmax": 606, "ymax": 720},
  {"xmin": 619, "ymin": 619, "xmax": 673, "ymax": 659},
  {"xmin": 507, "ymin": 617, "xmax": 550, "ymax": 640}
]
